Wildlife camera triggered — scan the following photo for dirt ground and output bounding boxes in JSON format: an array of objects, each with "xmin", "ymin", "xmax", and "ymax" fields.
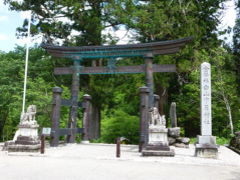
[{"xmin": 0, "ymin": 143, "xmax": 239, "ymax": 180}]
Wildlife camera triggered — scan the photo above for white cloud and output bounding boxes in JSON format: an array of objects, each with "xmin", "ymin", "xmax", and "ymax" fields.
[
  {"xmin": 15, "ymin": 35, "xmax": 42, "ymax": 47},
  {"xmin": 103, "ymin": 26, "xmax": 138, "ymax": 45},
  {"xmin": 221, "ymin": 0, "xmax": 236, "ymax": 29},
  {"xmin": 0, "ymin": 15, "xmax": 8, "ymax": 22},
  {"xmin": 20, "ymin": 11, "xmax": 31, "ymax": 19},
  {"xmin": 0, "ymin": 34, "xmax": 7, "ymax": 40},
  {"xmin": 218, "ymin": 0, "xmax": 237, "ymax": 44}
]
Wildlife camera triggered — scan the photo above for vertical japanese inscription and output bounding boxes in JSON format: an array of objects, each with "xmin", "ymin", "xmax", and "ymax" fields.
[{"xmin": 201, "ymin": 62, "xmax": 212, "ymax": 136}]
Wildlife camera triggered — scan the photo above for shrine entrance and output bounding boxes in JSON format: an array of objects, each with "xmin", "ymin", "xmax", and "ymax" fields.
[{"xmin": 42, "ymin": 37, "xmax": 192, "ymax": 148}]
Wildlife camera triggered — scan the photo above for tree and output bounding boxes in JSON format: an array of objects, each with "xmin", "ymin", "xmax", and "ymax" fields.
[
  {"xmin": 233, "ymin": 0, "xmax": 240, "ymax": 96},
  {"xmin": 4, "ymin": 0, "xmax": 122, "ymax": 46}
]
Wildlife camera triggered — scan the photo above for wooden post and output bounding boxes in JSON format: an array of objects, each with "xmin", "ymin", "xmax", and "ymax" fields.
[
  {"xmin": 40, "ymin": 135, "xmax": 45, "ymax": 154},
  {"xmin": 154, "ymin": 94, "xmax": 160, "ymax": 109},
  {"xmin": 89, "ymin": 105, "xmax": 100, "ymax": 140},
  {"xmin": 116, "ymin": 137, "xmax": 121, "ymax": 158},
  {"xmin": 82, "ymin": 94, "xmax": 92, "ymax": 142},
  {"xmin": 51, "ymin": 87, "xmax": 62, "ymax": 147},
  {"xmin": 145, "ymin": 54, "xmax": 154, "ymax": 108},
  {"xmin": 67, "ymin": 60, "xmax": 80, "ymax": 143},
  {"xmin": 139, "ymin": 86, "xmax": 150, "ymax": 152}
]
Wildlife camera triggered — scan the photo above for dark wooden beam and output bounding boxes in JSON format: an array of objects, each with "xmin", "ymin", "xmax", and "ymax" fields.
[
  {"xmin": 50, "ymin": 87, "xmax": 62, "ymax": 147},
  {"xmin": 59, "ymin": 128, "xmax": 83, "ymax": 136},
  {"xmin": 61, "ymin": 99, "xmax": 83, "ymax": 107},
  {"xmin": 54, "ymin": 64, "xmax": 176, "ymax": 75}
]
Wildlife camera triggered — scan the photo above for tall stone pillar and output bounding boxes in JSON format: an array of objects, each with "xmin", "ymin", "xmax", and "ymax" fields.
[
  {"xmin": 195, "ymin": 62, "xmax": 218, "ymax": 158},
  {"xmin": 51, "ymin": 87, "xmax": 62, "ymax": 147},
  {"xmin": 67, "ymin": 60, "xmax": 80, "ymax": 143},
  {"xmin": 170, "ymin": 102, "xmax": 177, "ymax": 128}
]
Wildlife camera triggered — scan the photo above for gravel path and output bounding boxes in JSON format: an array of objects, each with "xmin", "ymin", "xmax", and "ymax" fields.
[{"xmin": 0, "ymin": 143, "xmax": 239, "ymax": 180}]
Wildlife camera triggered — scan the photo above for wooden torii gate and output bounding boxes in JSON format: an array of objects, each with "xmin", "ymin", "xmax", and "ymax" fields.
[{"xmin": 42, "ymin": 37, "xmax": 192, "ymax": 147}]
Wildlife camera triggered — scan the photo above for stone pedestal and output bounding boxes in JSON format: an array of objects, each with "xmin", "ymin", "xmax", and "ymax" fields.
[
  {"xmin": 4, "ymin": 123, "xmax": 41, "ymax": 152},
  {"xmin": 142, "ymin": 125, "xmax": 175, "ymax": 156},
  {"xmin": 3, "ymin": 105, "xmax": 40, "ymax": 152},
  {"xmin": 195, "ymin": 135, "xmax": 218, "ymax": 158}
]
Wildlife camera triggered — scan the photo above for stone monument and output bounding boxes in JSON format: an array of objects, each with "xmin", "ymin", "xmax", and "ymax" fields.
[
  {"xmin": 170, "ymin": 102, "xmax": 177, "ymax": 128},
  {"xmin": 195, "ymin": 62, "xmax": 218, "ymax": 158},
  {"xmin": 3, "ymin": 105, "xmax": 41, "ymax": 152},
  {"xmin": 142, "ymin": 107, "xmax": 175, "ymax": 156}
]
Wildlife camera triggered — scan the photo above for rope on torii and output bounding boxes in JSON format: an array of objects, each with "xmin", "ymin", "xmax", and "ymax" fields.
[{"xmin": 22, "ymin": 11, "xmax": 31, "ymax": 115}]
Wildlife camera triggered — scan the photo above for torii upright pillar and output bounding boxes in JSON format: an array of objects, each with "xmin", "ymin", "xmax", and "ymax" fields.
[
  {"xmin": 67, "ymin": 60, "xmax": 80, "ymax": 143},
  {"xmin": 145, "ymin": 54, "xmax": 154, "ymax": 108}
]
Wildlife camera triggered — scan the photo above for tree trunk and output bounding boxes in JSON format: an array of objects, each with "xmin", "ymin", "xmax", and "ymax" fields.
[
  {"xmin": 223, "ymin": 95, "xmax": 234, "ymax": 135},
  {"xmin": 156, "ymin": 85, "xmax": 168, "ymax": 116}
]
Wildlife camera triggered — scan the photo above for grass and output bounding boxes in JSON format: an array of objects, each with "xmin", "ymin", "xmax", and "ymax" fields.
[{"xmin": 189, "ymin": 136, "xmax": 230, "ymax": 145}]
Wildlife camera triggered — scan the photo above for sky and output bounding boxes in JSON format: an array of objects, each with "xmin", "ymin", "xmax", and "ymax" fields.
[{"xmin": 0, "ymin": 0, "xmax": 237, "ymax": 52}]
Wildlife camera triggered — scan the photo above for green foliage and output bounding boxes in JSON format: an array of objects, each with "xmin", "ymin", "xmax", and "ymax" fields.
[
  {"xmin": 0, "ymin": 47, "xmax": 74, "ymax": 141},
  {"xmin": 190, "ymin": 137, "xmax": 230, "ymax": 145},
  {"xmin": 100, "ymin": 109, "xmax": 139, "ymax": 144},
  {"xmin": 189, "ymin": 138, "xmax": 196, "ymax": 144},
  {"xmin": 216, "ymin": 137, "xmax": 229, "ymax": 145}
]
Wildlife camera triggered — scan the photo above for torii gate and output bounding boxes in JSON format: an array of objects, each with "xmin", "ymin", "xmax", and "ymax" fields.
[{"xmin": 42, "ymin": 37, "xmax": 192, "ymax": 147}]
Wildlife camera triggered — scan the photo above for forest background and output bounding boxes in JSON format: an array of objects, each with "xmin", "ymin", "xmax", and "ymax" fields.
[{"xmin": 1, "ymin": 0, "xmax": 240, "ymax": 144}]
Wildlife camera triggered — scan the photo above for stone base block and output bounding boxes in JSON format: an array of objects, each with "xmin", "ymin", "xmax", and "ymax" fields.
[
  {"xmin": 15, "ymin": 136, "xmax": 40, "ymax": 145},
  {"xmin": 197, "ymin": 135, "xmax": 216, "ymax": 144},
  {"xmin": 145, "ymin": 144, "xmax": 170, "ymax": 151},
  {"xmin": 168, "ymin": 127, "xmax": 180, "ymax": 138},
  {"xmin": 81, "ymin": 140, "xmax": 90, "ymax": 144},
  {"xmin": 142, "ymin": 149, "xmax": 175, "ymax": 156},
  {"xmin": 149, "ymin": 127, "xmax": 169, "ymax": 146},
  {"xmin": 4, "ymin": 141, "xmax": 40, "ymax": 152},
  {"xmin": 195, "ymin": 144, "xmax": 218, "ymax": 159},
  {"xmin": 174, "ymin": 143, "xmax": 189, "ymax": 148}
]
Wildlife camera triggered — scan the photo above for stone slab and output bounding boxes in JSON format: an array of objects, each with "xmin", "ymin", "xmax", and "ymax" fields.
[
  {"xmin": 142, "ymin": 149, "xmax": 175, "ymax": 156},
  {"xmin": 145, "ymin": 144, "xmax": 170, "ymax": 151},
  {"xmin": 195, "ymin": 146, "xmax": 218, "ymax": 159},
  {"xmin": 174, "ymin": 143, "xmax": 189, "ymax": 148},
  {"xmin": 7, "ymin": 144, "xmax": 41, "ymax": 152},
  {"xmin": 176, "ymin": 137, "xmax": 190, "ymax": 144}
]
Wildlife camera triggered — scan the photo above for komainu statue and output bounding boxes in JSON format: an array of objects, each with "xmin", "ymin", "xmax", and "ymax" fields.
[
  {"xmin": 20, "ymin": 105, "xmax": 37, "ymax": 126},
  {"xmin": 149, "ymin": 107, "xmax": 166, "ymax": 127}
]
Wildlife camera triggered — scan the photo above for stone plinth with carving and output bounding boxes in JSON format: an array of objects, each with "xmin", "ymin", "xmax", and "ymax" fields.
[
  {"xmin": 3, "ymin": 105, "xmax": 41, "ymax": 152},
  {"xmin": 142, "ymin": 107, "xmax": 174, "ymax": 156}
]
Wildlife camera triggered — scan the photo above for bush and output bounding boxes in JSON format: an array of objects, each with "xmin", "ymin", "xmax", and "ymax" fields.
[{"xmin": 101, "ymin": 110, "xmax": 139, "ymax": 144}]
